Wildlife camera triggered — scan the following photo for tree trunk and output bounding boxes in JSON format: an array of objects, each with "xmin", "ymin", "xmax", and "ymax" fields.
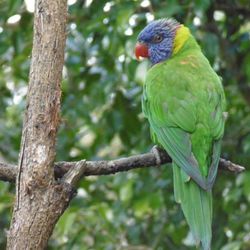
[{"xmin": 6, "ymin": 0, "xmax": 74, "ymax": 249}]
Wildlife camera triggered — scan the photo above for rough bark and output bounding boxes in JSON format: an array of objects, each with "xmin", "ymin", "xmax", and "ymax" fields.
[
  {"xmin": 0, "ymin": 162, "xmax": 16, "ymax": 182},
  {"xmin": 6, "ymin": 1, "xmax": 73, "ymax": 249},
  {"xmin": 0, "ymin": 149, "xmax": 244, "ymax": 184},
  {"xmin": 54, "ymin": 151, "xmax": 245, "ymax": 177}
]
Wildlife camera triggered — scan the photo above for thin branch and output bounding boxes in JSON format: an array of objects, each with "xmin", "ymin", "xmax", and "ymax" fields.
[
  {"xmin": 0, "ymin": 162, "xmax": 17, "ymax": 183},
  {"xmin": 0, "ymin": 148, "xmax": 245, "ymax": 184},
  {"xmin": 217, "ymin": 158, "xmax": 245, "ymax": 173},
  {"xmin": 54, "ymin": 148, "xmax": 172, "ymax": 180}
]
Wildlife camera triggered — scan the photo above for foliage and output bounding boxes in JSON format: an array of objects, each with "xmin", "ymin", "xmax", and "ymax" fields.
[{"xmin": 0, "ymin": 0, "xmax": 250, "ymax": 249}]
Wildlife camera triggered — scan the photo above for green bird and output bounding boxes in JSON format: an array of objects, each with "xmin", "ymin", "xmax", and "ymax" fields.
[{"xmin": 135, "ymin": 18, "xmax": 226, "ymax": 250}]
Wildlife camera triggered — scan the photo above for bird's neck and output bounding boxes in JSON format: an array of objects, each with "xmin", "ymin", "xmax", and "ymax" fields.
[{"xmin": 172, "ymin": 25, "xmax": 191, "ymax": 55}]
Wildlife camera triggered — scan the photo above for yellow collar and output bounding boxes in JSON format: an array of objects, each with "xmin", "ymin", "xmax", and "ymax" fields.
[{"xmin": 172, "ymin": 25, "xmax": 190, "ymax": 55}]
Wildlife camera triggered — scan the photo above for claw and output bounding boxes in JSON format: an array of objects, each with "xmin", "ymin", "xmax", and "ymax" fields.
[{"xmin": 151, "ymin": 145, "xmax": 162, "ymax": 166}]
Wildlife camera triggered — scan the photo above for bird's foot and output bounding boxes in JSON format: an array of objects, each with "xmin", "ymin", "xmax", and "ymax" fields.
[{"xmin": 151, "ymin": 145, "xmax": 162, "ymax": 166}]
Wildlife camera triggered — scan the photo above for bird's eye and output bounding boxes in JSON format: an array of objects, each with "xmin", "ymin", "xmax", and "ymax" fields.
[{"xmin": 153, "ymin": 34, "xmax": 163, "ymax": 43}]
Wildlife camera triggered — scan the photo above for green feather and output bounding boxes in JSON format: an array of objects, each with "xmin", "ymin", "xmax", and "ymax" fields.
[
  {"xmin": 173, "ymin": 162, "xmax": 212, "ymax": 250},
  {"xmin": 142, "ymin": 27, "xmax": 226, "ymax": 250}
]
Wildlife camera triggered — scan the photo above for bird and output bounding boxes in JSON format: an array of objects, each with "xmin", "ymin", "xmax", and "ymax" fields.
[{"xmin": 134, "ymin": 18, "xmax": 226, "ymax": 250}]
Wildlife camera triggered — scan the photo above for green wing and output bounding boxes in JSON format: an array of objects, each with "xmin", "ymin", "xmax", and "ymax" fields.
[{"xmin": 143, "ymin": 54, "xmax": 226, "ymax": 190}]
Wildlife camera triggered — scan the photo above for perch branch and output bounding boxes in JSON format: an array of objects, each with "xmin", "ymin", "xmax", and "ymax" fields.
[
  {"xmin": 0, "ymin": 147, "xmax": 245, "ymax": 184},
  {"xmin": 0, "ymin": 162, "xmax": 17, "ymax": 182}
]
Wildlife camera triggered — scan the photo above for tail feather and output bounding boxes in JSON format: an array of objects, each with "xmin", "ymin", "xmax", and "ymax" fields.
[{"xmin": 173, "ymin": 162, "xmax": 212, "ymax": 250}]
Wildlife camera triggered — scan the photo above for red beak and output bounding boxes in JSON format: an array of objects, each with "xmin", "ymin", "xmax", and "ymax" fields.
[{"xmin": 135, "ymin": 43, "xmax": 149, "ymax": 60}]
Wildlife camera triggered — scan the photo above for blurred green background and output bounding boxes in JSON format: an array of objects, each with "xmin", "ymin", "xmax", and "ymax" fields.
[{"xmin": 0, "ymin": 0, "xmax": 250, "ymax": 249}]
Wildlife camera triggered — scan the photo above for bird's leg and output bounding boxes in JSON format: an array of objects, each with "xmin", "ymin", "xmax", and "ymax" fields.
[{"xmin": 151, "ymin": 145, "xmax": 162, "ymax": 166}]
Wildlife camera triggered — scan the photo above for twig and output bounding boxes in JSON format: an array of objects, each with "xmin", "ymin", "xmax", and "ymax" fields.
[{"xmin": 0, "ymin": 147, "xmax": 245, "ymax": 184}]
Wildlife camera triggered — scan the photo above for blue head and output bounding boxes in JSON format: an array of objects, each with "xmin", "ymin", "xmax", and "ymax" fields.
[{"xmin": 135, "ymin": 18, "xmax": 180, "ymax": 65}]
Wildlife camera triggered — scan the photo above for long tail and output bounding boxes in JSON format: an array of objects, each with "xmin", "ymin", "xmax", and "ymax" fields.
[{"xmin": 173, "ymin": 162, "xmax": 212, "ymax": 250}]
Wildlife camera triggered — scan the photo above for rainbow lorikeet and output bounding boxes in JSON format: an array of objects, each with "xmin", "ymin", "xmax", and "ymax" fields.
[{"xmin": 135, "ymin": 18, "xmax": 226, "ymax": 250}]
